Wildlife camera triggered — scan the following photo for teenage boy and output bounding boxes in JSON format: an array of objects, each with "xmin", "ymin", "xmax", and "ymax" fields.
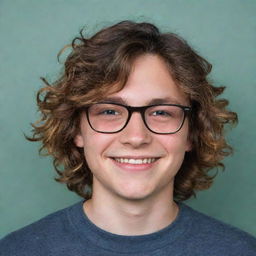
[{"xmin": 1, "ymin": 21, "xmax": 256, "ymax": 255}]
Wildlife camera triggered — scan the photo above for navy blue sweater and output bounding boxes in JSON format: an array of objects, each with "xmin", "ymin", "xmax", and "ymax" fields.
[{"xmin": 1, "ymin": 201, "xmax": 256, "ymax": 255}]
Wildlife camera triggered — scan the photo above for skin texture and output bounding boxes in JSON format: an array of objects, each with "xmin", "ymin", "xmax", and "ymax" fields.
[{"xmin": 75, "ymin": 54, "xmax": 191, "ymax": 235}]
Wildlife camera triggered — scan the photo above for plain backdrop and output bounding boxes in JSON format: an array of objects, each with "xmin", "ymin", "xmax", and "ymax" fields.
[{"xmin": 0, "ymin": 0, "xmax": 255, "ymax": 238}]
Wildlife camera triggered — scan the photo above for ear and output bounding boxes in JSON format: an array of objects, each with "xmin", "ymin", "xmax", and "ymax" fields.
[{"xmin": 74, "ymin": 134, "xmax": 84, "ymax": 148}]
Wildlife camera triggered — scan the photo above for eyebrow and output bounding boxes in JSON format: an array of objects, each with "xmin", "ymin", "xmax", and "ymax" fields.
[{"xmin": 100, "ymin": 96, "xmax": 185, "ymax": 106}]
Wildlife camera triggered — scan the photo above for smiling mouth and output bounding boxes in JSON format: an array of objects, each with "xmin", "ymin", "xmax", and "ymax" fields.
[{"xmin": 113, "ymin": 158, "xmax": 158, "ymax": 164}]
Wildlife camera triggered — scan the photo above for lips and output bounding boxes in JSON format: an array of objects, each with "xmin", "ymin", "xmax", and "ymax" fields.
[{"xmin": 113, "ymin": 157, "xmax": 158, "ymax": 165}]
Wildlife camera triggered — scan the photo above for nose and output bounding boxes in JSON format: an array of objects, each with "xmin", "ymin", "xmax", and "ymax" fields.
[{"xmin": 119, "ymin": 112, "xmax": 152, "ymax": 148}]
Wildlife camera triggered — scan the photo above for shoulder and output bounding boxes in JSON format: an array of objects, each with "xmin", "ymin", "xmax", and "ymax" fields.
[
  {"xmin": 0, "ymin": 201, "xmax": 83, "ymax": 256},
  {"xmin": 180, "ymin": 203, "xmax": 256, "ymax": 255}
]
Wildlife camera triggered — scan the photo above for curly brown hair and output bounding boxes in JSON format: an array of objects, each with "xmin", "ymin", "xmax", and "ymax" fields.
[{"xmin": 28, "ymin": 20, "xmax": 238, "ymax": 201}]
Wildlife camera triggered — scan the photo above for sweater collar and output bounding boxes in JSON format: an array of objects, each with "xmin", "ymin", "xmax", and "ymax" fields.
[{"xmin": 68, "ymin": 200, "xmax": 192, "ymax": 254}]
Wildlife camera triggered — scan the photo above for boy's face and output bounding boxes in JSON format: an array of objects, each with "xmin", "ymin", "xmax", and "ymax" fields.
[{"xmin": 75, "ymin": 54, "xmax": 191, "ymax": 202}]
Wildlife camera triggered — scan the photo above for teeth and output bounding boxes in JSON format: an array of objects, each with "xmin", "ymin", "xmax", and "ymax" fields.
[{"xmin": 114, "ymin": 158, "xmax": 157, "ymax": 164}]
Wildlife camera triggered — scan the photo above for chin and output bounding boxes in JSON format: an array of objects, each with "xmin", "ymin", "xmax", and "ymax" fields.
[
  {"xmin": 119, "ymin": 194, "xmax": 151, "ymax": 202},
  {"xmin": 115, "ymin": 187, "xmax": 155, "ymax": 202}
]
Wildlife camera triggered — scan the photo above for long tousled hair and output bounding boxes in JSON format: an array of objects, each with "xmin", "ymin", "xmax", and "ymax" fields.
[{"xmin": 28, "ymin": 20, "xmax": 238, "ymax": 201}]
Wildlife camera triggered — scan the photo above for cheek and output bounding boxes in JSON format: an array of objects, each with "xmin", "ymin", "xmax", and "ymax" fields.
[
  {"xmin": 83, "ymin": 131, "xmax": 114, "ymax": 163},
  {"xmin": 82, "ymin": 134, "xmax": 104, "ymax": 174},
  {"xmin": 83, "ymin": 133, "xmax": 117, "ymax": 181},
  {"xmin": 159, "ymin": 135, "xmax": 188, "ymax": 175},
  {"xmin": 158, "ymin": 133, "xmax": 190, "ymax": 154}
]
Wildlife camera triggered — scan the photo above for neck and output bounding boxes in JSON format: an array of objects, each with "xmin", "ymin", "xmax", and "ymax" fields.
[{"xmin": 83, "ymin": 187, "xmax": 178, "ymax": 236}]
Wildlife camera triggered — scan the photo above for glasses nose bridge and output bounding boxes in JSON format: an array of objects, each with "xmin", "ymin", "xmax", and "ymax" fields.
[{"xmin": 126, "ymin": 105, "xmax": 147, "ymax": 126}]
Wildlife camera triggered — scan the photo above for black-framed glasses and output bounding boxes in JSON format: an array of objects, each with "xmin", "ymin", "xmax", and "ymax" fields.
[{"xmin": 84, "ymin": 102, "xmax": 192, "ymax": 134}]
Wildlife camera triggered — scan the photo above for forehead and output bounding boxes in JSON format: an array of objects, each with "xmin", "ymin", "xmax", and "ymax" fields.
[{"xmin": 104, "ymin": 54, "xmax": 189, "ymax": 106}]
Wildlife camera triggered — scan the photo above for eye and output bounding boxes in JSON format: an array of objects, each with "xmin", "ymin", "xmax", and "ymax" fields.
[
  {"xmin": 89, "ymin": 104, "xmax": 126, "ymax": 118},
  {"xmin": 152, "ymin": 110, "xmax": 171, "ymax": 116},
  {"xmin": 100, "ymin": 109, "xmax": 119, "ymax": 115}
]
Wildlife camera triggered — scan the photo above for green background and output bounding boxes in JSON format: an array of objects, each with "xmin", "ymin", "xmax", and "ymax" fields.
[{"xmin": 0, "ymin": 0, "xmax": 255, "ymax": 238}]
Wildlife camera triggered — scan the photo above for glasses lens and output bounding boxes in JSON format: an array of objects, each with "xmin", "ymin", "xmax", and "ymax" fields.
[
  {"xmin": 88, "ymin": 104, "xmax": 128, "ymax": 132},
  {"xmin": 145, "ymin": 105, "xmax": 185, "ymax": 134}
]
